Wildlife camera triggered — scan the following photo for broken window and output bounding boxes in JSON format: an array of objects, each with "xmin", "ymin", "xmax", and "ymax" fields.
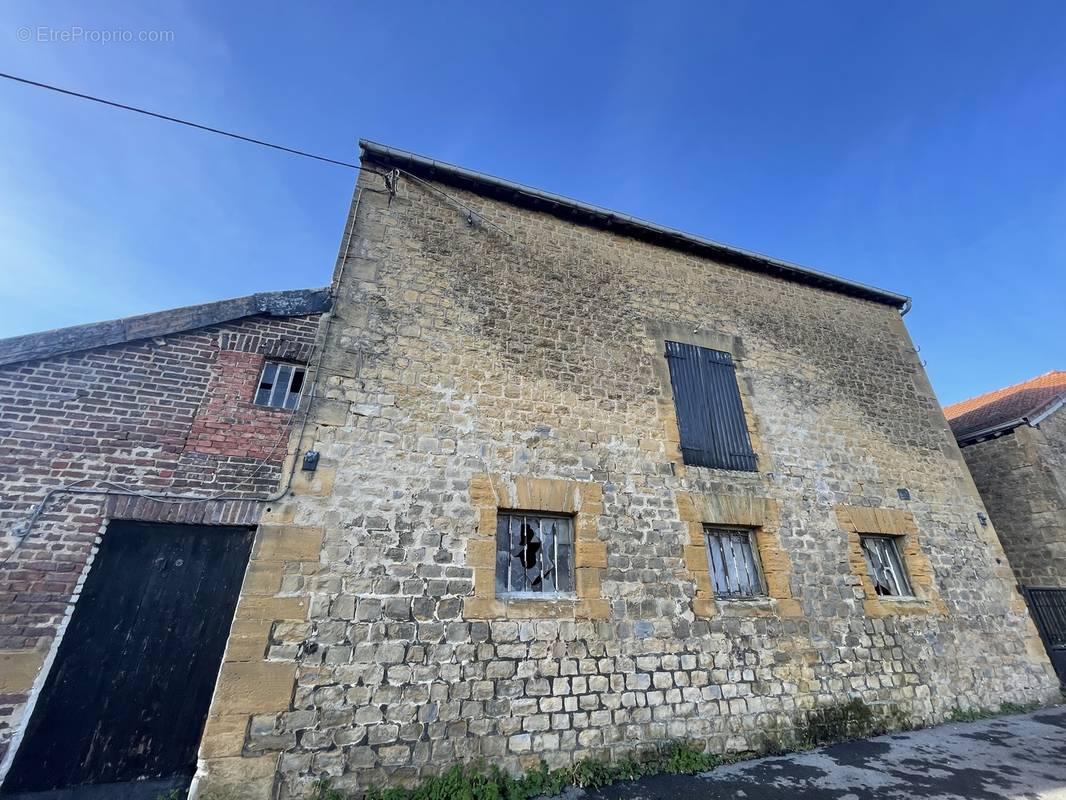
[
  {"xmin": 254, "ymin": 361, "xmax": 306, "ymax": 410},
  {"xmin": 705, "ymin": 528, "xmax": 765, "ymax": 599},
  {"xmin": 495, "ymin": 512, "xmax": 575, "ymax": 596},
  {"xmin": 860, "ymin": 535, "xmax": 913, "ymax": 598}
]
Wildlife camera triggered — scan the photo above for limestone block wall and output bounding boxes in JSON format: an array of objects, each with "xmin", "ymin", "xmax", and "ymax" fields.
[
  {"xmin": 198, "ymin": 166, "xmax": 1058, "ymax": 798},
  {"xmin": 960, "ymin": 410, "xmax": 1066, "ymax": 587}
]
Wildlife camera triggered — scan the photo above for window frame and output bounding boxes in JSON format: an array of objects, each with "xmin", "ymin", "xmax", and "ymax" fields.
[
  {"xmin": 253, "ymin": 360, "xmax": 307, "ymax": 410},
  {"xmin": 494, "ymin": 511, "xmax": 576, "ymax": 599},
  {"xmin": 859, "ymin": 534, "xmax": 914, "ymax": 599},
  {"xmin": 704, "ymin": 526, "xmax": 766, "ymax": 600}
]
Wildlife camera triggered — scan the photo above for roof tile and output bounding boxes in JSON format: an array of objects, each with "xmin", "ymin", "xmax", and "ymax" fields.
[{"xmin": 945, "ymin": 371, "xmax": 1066, "ymax": 441}]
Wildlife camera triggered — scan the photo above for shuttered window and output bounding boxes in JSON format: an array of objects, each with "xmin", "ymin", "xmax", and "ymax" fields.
[
  {"xmin": 705, "ymin": 528, "xmax": 765, "ymax": 599},
  {"xmin": 664, "ymin": 341, "xmax": 757, "ymax": 471}
]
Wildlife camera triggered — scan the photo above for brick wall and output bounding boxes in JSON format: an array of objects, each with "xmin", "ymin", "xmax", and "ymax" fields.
[
  {"xmin": 0, "ymin": 311, "xmax": 322, "ymax": 760},
  {"xmin": 959, "ymin": 410, "xmax": 1066, "ymax": 587},
  {"xmin": 195, "ymin": 166, "xmax": 1058, "ymax": 798}
]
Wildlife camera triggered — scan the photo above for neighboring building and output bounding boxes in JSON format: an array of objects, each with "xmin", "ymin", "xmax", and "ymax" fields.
[
  {"xmin": 0, "ymin": 142, "xmax": 1059, "ymax": 800},
  {"xmin": 0, "ymin": 289, "xmax": 330, "ymax": 797},
  {"xmin": 945, "ymin": 371, "xmax": 1066, "ymax": 589}
]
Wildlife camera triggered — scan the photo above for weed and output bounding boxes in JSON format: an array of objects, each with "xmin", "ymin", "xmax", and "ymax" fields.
[
  {"xmin": 314, "ymin": 777, "xmax": 352, "ymax": 800},
  {"xmin": 193, "ymin": 790, "xmax": 242, "ymax": 800},
  {"xmin": 947, "ymin": 700, "xmax": 1040, "ymax": 723},
  {"xmin": 999, "ymin": 701, "xmax": 1039, "ymax": 716},
  {"xmin": 797, "ymin": 698, "xmax": 878, "ymax": 748},
  {"xmin": 657, "ymin": 741, "xmax": 722, "ymax": 774},
  {"xmin": 358, "ymin": 740, "xmax": 728, "ymax": 800},
  {"xmin": 154, "ymin": 790, "xmax": 243, "ymax": 800}
]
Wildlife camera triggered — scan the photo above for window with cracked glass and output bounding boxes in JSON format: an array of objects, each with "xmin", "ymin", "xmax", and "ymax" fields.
[
  {"xmin": 860, "ymin": 534, "xmax": 913, "ymax": 598},
  {"xmin": 495, "ymin": 512, "xmax": 575, "ymax": 597}
]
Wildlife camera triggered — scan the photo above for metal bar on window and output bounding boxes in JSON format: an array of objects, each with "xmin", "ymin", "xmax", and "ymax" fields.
[
  {"xmin": 541, "ymin": 517, "xmax": 555, "ymax": 593},
  {"xmin": 861, "ymin": 535, "xmax": 912, "ymax": 598},
  {"xmin": 533, "ymin": 516, "xmax": 544, "ymax": 593},
  {"xmin": 739, "ymin": 533, "xmax": 758, "ymax": 594},
  {"xmin": 508, "ymin": 514, "xmax": 520, "ymax": 593},
  {"xmin": 726, "ymin": 535, "xmax": 742, "ymax": 595},
  {"xmin": 496, "ymin": 512, "xmax": 574, "ymax": 597},
  {"xmin": 708, "ymin": 535, "xmax": 728, "ymax": 595},
  {"xmin": 557, "ymin": 518, "xmax": 572, "ymax": 593}
]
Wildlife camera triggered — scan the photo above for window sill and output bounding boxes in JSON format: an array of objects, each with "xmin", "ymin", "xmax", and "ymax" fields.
[
  {"xmin": 498, "ymin": 592, "xmax": 577, "ymax": 602},
  {"xmin": 681, "ymin": 462, "xmax": 760, "ymax": 475},
  {"xmin": 252, "ymin": 403, "xmax": 298, "ymax": 413},
  {"xmin": 862, "ymin": 594, "xmax": 946, "ymax": 617},
  {"xmin": 714, "ymin": 596, "xmax": 778, "ymax": 618},
  {"xmin": 716, "ymin": 595, "xmax": 771, "ymax": 604}
]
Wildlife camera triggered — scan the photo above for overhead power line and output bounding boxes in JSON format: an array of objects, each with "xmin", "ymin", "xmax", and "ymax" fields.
[{"xmin": 0, "ymin": 70, "xmax": 359, "ymax": 169}]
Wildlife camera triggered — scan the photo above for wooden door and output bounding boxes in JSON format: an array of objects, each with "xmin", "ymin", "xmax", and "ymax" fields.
[{"xmin": 1, "ymin": 522, "xmax": 254, "ymax": 800}]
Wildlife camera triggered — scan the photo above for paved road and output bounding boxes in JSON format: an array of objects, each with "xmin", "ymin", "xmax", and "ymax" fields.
[{"xmin": 588, "ymin": 707, "xmax": 1066, "ymax": 800}]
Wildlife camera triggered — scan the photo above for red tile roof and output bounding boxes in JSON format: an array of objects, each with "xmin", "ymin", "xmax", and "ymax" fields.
[{"xmin": 945, "ymin": 371, "xmax": 1066, "ymax": 441}]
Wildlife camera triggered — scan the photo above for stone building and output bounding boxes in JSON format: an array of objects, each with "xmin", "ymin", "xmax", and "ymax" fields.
[
  {"xmin": 188, "ymin": 142, "xmax": 1054, "ymax": 798},
  {"xmin": 945, "ymin": 372, "xmax": 1066, "ymax": 589},
  {"xmin": 0, "ymin": 142, "xmax": 1059, "ymax": 800},
  {"xmin": 0, "ymin": 289, "xmax": 329, "ymax": 797}
]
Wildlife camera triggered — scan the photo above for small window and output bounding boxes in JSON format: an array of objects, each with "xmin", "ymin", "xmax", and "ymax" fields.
[
  {"xmin": 705, "ymin": 528, "xmax": 765, "ymax": 599},
  {"xmin": 664, "ymin": 341, "xmax": 756, "ymax": 471},
  {"xmin": 860, "ymin": 535, "xmax": 913, "ymax": 598},
  {"xmin": 254, "ymin": 361, "xmax": 306, "ymax": 410},
  {"xmin": 495, "ymin": 512, "xmax": 575, "ymax": 597}
]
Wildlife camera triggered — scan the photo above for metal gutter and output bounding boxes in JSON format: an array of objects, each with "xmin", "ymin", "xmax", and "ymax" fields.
[
  {"xmin": 955, "ymin": 392, "xmax": 1066, "ymax": 446},
  {"xmin": 359, "ymin": 140, "xmax": 911, "ymax": 312},
  {"xmin": 1028, "ymin": 393, "xmax": 1065, "ymax": 427},
  {"xmin": 955, "ymin": 416, "xmax": 1028, "ymax": 446}
]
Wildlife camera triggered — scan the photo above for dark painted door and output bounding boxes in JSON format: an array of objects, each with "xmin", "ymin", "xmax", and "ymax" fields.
[
  {"xmin": 1022, "ymin": 586, "xmax": 1066, "ymax": 684},
  {"xmin": 1, "ymin": 522, "xmax": 254, "ymax": 800}
]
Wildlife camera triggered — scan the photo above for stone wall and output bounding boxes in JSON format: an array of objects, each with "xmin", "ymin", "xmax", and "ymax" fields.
[
  {"xmin": 959, "ymin": 410, "xmax": 1066, "ymax": 587},
  {"xmin": 196, "ymin": 164, "xmax": 1059, "ymax": 799},
  {"xmin": 0, "ymin": 311, "xmax": 322, "ymax": 763}
]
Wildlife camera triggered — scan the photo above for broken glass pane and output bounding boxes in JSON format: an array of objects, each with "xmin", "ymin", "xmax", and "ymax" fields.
[{"xmin": 496, "ymin": 512, "xmax": 574, "ymax": 595}]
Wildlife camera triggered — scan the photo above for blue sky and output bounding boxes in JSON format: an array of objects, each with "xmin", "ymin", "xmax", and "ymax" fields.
[{"xmin": 1, "ymin": 2, "xmax": 1063, "ymax": 406}]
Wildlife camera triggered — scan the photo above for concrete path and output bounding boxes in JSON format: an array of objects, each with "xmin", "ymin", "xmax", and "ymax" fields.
[{"xmin": 588, "ymin": 707, "xmax": 1066, "ymax": 800}]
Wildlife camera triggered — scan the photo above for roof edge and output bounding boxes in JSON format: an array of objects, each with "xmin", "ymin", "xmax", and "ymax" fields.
[
  {"xmin": 0, "ymin": 287, "xmax": 332, "ymax": 367},
  {"xmin": 359, "ymin": 140, "xmax": 911, "ymax": 311},
  {"xmin": 954, "ymin": 391, "xmax": 1066, "ymax": 446}
]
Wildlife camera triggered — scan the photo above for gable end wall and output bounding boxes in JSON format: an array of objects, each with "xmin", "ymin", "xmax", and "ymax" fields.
[{"xmin": 192, "ymin": 168, "xmax": 1057, "ymax": 798}]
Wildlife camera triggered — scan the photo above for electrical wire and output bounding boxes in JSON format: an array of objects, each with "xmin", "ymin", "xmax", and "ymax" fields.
[
  {"xmin": 0, "ymin": 74, "xmax": 519, "ymax": 563},
  {"xmin": 0, "ymin": 71, "xmax": 359, "ymax": 170},
  {"xmin": 0, "ymin": 71, "xmax": 515, "ymax": 239},
  {"xmin": 397, "ymin": 170, "xmax": 514, "ymax": 238}
]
